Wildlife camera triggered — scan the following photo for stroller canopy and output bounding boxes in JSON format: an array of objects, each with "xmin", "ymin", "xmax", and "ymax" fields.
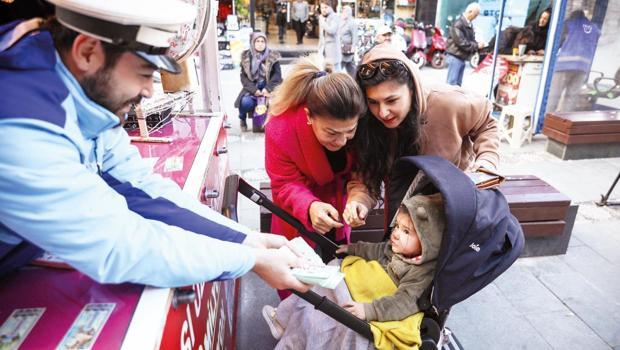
[{"xmin": 387, "ymin": 156, "xmax": 524, "ymax": 311}]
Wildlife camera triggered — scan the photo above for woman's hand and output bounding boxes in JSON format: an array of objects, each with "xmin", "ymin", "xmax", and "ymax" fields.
[
  {"xmin": 261, "ymin": 89, "xmax": 271, "ymax": 97},
  {"xmin": 342, "ymin": 301, "xmax": 366, "ymax": 320},
  {"xmin": 343, "ymin": 200, "xmax": 369, "ymax": 227},
  {"xmin": 335, "ymin": 244, "xmax": 348, "ymax": 254},
  {"xmin": 308, "ymin": 201, "xmax": 344, "ymax": 234},
  {"xmin": 254, "ymin": 89, "xmax": 263, "ymax": 97}
]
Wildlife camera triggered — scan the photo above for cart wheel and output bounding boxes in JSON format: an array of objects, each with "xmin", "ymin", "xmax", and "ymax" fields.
[
  {"xmin": 432, "ymin": 52, "xmax": 446, "ymax": 69},
  {"xmin": 420, "ymin": 339, "xmax": 437, "ymax": 350},
  {"xmin": 421, "ymin": 317, "xmax": 441, "ymax": 342}
]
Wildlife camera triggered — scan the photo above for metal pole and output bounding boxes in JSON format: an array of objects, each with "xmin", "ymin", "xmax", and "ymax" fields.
[
  {"xmin": 487, "ymin": 0, "xmax": 507, "ymax": 101},
  {"xmin": 250, "ymin": 0, "xmax": 256, "ymax": 30}
]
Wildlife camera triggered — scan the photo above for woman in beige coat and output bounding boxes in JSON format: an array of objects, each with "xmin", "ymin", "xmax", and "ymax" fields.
[{"xmin": 343, "ymin": 43, "xmax": 500, "ymax": 228}]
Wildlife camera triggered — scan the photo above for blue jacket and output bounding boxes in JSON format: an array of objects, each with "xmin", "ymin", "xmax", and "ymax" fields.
[
  {"xmin": 0, "ymin": 21, "xmax": 256, "ymax": 287},
  {"xmin": 555, "ymin": 16, "xmax": 600, "ymax": 72}
]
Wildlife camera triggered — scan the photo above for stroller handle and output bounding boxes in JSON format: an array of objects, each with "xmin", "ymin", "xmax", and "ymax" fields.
[{"xmin": 237, "ymin": 177, "xmax": 341, "ymax": 262}]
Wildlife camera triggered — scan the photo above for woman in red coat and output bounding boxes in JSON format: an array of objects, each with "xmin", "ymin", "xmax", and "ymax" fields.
[{"xmin": 266, "ymin": 56, "xmax": 366, "ymax": 248}]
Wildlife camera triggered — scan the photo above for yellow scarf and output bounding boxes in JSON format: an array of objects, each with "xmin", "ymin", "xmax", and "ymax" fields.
[{"xmin": 342, "ymin": 256, "xmax": 423, "ymax": 350}]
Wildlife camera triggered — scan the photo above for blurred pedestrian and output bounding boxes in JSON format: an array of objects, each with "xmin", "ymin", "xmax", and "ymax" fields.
[
  {"xmin": 339, "ymin": 5, "xmax": 357, "ymax": 76},
  {"xmin": 276, "ymin": 2, "xmax": 288, "ymax": 44},
  {"xmin": 318, "ymin": 0, "xmax": 341, "ymax": 71},
  {"xmin": 291, "ymin": 0, "xmax": 309, "ymax": 44},
  {"xmin": 547, "ymin": 10, "xmax": 601, "ymax": 112},
  {"xmin": 445, "ymin": 2, "xmax": 484, "ymax": 86}
]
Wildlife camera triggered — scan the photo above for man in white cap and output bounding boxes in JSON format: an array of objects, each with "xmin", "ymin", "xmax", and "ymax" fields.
[
  {"xmin": 0, "ymin": 0, "xmax": 308, "ymax": 291},
  {"xmin": 375, "ymin": 25, "xmax": 393, "ymax": 45}
]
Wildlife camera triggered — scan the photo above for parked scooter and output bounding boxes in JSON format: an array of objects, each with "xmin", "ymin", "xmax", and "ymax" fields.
[
  {"xmin": 424, "ymin": 24, "xmax": 447, "ymax": 69},
  {"xmin": 406, "ymin": 22, "xmax": 427, "ymax": 69}
]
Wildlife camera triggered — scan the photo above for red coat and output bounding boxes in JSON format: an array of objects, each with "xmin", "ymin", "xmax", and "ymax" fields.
[{"xmin": 265, "ymin": 106, "xmax": 353, "ymax": 243}]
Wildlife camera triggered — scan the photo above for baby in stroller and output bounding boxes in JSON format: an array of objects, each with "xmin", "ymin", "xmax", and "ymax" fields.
[{"xmin": 262, "ymin": 190, "xmax": 446, "ymax": 350}]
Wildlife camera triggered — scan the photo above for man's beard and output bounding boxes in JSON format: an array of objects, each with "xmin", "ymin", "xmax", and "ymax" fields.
[{"xmin": 81, "ymin": 67, "xmax": 143, "ymax": 125}]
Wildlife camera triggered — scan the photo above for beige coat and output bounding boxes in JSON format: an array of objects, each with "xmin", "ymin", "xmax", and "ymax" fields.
[{"xmin": 347, "ymin": 43, "xmax": 499, "ymax": 209}]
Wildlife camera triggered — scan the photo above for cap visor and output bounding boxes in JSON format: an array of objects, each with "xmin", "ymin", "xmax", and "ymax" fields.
[{"xmin": 134, "ymin": 52, "xmax": 182, "ymax": 74}]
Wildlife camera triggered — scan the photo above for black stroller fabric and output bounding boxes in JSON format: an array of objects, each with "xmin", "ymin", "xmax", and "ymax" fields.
[{"xmin": 387, "ymin": 156, "xmax": 525, "ymax": 311}]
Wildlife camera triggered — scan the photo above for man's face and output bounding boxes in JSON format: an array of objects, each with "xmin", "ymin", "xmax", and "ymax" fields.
[
  {"xmin": 80, "ymin": 52, "xmax": 155, "ymax": 121},
  {"xmin": 466, "ymin": 8, "xmax": 480, "ymax": 21}
]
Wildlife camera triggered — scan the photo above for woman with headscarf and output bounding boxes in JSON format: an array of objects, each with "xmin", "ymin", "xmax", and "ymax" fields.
[
  {"xmin": 339, "ymin": 5, "xmax": 357, "ymax": 76},
  {"xmin": 234, "ymin": 32, "xmax": 282, "ymax": 131}
]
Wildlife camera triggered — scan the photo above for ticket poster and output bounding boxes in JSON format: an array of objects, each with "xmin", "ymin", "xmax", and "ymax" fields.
[
  {"xmin": 57, "ymin": 303, "xmax": 115, "ymax": 350},
  {"xmin": 0, "ymin": 308, "xmax": 45, "ymax": 350}
]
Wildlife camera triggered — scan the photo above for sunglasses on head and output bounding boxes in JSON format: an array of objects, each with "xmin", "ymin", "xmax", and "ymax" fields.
[{"xmin": 357, "ymin": 59, "xmax": 407, "ymax": 80}]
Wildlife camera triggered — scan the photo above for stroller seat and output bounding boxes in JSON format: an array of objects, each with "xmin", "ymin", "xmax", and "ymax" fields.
[{"xmin": 223, "ymin": 155, "xmax": 524, "ymax": 349}]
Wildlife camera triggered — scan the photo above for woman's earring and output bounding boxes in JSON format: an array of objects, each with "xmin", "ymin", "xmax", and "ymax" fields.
[{"xmin": 306, "ymin": 120, "xmax": 312, "ymax": 125}]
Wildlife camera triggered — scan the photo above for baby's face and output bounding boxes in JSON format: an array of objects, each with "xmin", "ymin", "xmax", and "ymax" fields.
[{"xmin": 390, "ymin": 210, "xmax": 422, "ymax": 258}]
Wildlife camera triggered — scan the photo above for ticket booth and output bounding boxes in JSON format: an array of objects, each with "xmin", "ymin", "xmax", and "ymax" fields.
[{"xmin": 0, "ymin": 1, "xmax": 240, "ymax": 349}]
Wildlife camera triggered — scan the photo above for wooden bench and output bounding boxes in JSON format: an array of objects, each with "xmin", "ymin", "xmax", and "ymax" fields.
[
  {"xmin": 542, "ymin": 110, "xmax": 620, "ymax": 160},
  {"xmin": 259, "ymin": 176, "xmax": 578, "ymax": 257},
  {"xmin": 499, "ymin": 175, "xmax": 578, "ymax": 257}
]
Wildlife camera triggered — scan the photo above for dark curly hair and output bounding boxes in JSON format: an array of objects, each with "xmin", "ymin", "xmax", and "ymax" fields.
[{"xmin": 353, "ymin": 59, "xmax": 422, "ymax": 199}]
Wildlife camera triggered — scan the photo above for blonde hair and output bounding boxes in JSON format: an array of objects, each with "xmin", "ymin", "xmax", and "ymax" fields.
[{"xmin": 269, "ymin": 55, "xmax": 366, "ymax": 120}]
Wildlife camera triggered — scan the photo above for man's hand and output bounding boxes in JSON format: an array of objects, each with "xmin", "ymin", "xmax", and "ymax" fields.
[
  {"xmin": 243, "ymin": 232, "xmax": 288, "ymax": 249},
  {"xmin": 261, "ymin": 89, "xmax": 271, "ymax": 97},
  {"xmin": 477, "ymin": 41, "xmax": 485, "ymax": 49},
  {"xmin": 243, "ymin": 232, "xmax": 306, "ymax": 257},
  {"xmin": 343, "ymin": 200, "xmax": 369, "ymax": 227},
  {"xmin": 255, "ymin": 90, "xmax": 263, "ymax": 97},
  {"xmin": 252, "ymin": 247, "xmax": 311, "ymax": 292},
  {"xmin": 309, "ymin": 201, "xmax": 344, "ymax": 234},
  {"xmin": 342, "ymin": 301, "xmax": 366, "ymax": 320}
]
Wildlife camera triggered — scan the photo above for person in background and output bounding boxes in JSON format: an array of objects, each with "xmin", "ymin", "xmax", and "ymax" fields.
[
  {"xmin": 276, "ymin": 2, "xmax": 288, "ymax": 44},
  {"xmin": 264, "ymin": 55, "xmax": 366, "ymax": 298},
  {"xmin": 0, "ymin": 0, "xmax": 307, "ymax": 291},
  {"xmin": 235, "ymin": 32, "xmax": 282, "ymax": 131},
  {"xmin": 525, "ymin": 7, "xmax": 551, "ymax": 55},
  {"xmin": 339, "ymin": 5, "xmax": 357, "ymax": 76},
  {"xmin": 291, "ymin": 0, "xmax": 309, "ymax": 45},
  {"xmin": 445, "ymin": 2, "xmax": 484, "ymax": 86},
  {"xmin": 318, "ymin": 0, "xmax": 341, "ymax": 71},
  {"xmin": 375, "ymin": 25, "xmax": 393, "ymax": 45},
  {"xmin": 546, "ymin": 9, "xmax": 601, "ymax": 112},
  {"xmin": 261, "ymin": 3, "xmax": 273, "ymax": 36}
]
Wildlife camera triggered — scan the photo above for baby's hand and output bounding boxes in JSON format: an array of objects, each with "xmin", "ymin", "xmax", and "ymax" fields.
[
  {"xmin": 335, "ymin": 244, "xmax": 348, "ymax": 254},
  {"xmin": 342, "ymin": 301, "xmax": 366, "ymax": 320}
]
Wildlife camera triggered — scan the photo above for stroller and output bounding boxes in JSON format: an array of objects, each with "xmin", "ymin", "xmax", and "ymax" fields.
[{"xmin": 223, "ymin": 156, "xmax": 524, "ymax": 349}]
